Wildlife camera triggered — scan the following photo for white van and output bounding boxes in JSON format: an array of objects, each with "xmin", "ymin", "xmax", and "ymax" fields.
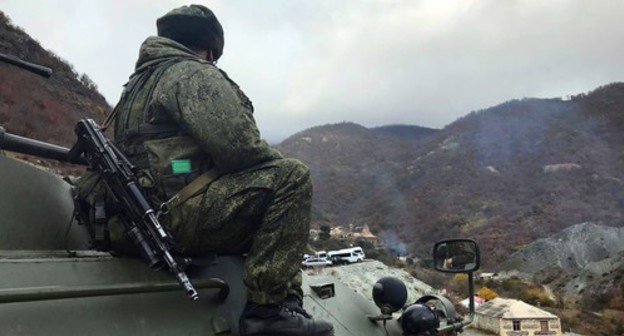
[
  {"xmin": 327, "ymin": 250, "xmax": 364, "ymax": 265},
  {"xmin": 336, "ymin": 247, "xmax": 365, "ymax": 260},
  {"xmin": 348, "ymin": 247, "xmax": 365, "ymax": 259}
]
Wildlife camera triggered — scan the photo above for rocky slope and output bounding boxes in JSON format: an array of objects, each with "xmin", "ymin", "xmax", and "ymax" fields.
[
  {"xmin": 502, "ymin": 222, "xmax": 624, "ymax": 274},
  {"xmin": 500, "ymin": 222, "xmax": 624, "ymax": 304}
]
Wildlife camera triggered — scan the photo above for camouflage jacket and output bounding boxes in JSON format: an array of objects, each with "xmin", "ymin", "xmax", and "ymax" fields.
[{"xmin": 113, "ymin": 36, "xmax": 282, "ymax": 200}]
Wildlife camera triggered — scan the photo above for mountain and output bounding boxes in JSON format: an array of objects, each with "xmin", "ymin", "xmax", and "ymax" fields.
[
  {"xmin": 0, "ymin": 11, "xmax": 110, "ymax": 150},
  {"xmin": 278, "ymin": 84, "xmax": 624, "ymax": 267},
  {"xmin": 277, "ymin": 122, "xmax": 439, "ymax": 231}
]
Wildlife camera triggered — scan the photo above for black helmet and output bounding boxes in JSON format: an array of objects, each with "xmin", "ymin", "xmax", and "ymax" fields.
[
  {"xmin": 156, "ymin": 4, "xmax": 224, "ymax": 60},
  {"xmin": 400, "ymin": 303, "xmax": 440, "ymax": 336}
]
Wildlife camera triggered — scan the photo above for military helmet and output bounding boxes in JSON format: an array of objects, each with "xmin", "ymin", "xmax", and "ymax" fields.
[{"xmin": 156, "ymin": 4, "xmax": 224, "ymax": 60}]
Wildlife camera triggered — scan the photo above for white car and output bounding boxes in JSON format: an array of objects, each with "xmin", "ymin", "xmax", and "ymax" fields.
[{"xmin": 301, "ymin": 258, "xmax": 332, "ymax": 268}]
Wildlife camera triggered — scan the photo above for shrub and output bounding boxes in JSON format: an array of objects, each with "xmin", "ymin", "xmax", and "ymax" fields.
[{"xmin": 478, "ymin": 286, "xmax": 498, "ymax": 301}]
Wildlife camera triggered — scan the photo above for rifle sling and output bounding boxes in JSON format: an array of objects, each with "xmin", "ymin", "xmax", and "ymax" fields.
[{"xmin": 166, "ymin": 168, "xmax": 220, "ymax": 209}]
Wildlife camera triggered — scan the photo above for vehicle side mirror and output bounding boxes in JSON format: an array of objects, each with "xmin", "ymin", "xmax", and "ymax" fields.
[{"xmin": 433, "ymin": 239, "xmax": 480, "ymax": 273}]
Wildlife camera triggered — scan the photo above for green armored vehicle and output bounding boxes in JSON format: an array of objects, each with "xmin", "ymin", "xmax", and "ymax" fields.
[{"xmin": 0, "ymin": 53, "xmax": 480, "ymax": 336}]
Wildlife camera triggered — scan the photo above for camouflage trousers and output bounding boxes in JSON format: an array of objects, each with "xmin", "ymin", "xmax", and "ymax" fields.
[{"xmin": 166, "ymin": 158, "xmax": 312, "ymax": 304}]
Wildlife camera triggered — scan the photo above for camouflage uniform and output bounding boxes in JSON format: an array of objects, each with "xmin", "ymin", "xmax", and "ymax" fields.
[{"xmin": 111, "ymin": 36, "xmax": 310, "ymax": 304}]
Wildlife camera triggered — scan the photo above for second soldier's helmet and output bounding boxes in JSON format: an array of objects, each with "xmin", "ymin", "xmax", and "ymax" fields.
[{"xmin": 156, "ymin": 4, "xmax": 224, "ymax": 60}]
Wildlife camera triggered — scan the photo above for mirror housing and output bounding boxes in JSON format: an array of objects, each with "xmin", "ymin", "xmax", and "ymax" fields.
[
  {"xmin": 433, "ymin": 239, "xmax": 480, "ymax": 274},
  {"xmin": 431, "ymin": 238, "xmax": 481, "ymax": 333}
]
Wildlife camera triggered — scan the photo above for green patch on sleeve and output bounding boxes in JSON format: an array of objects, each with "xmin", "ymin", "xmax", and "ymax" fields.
[{"xmin": 171, "ymin": 159, "xmax": 192, "ymax": 174}]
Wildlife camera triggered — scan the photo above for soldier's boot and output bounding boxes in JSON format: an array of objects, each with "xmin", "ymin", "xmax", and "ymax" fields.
[{"xmin": 239, "ymin": 300, "xmax": 334, "ymax": 336}]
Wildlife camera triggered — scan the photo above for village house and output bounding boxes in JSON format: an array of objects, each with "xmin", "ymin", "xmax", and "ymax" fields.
[
  {"xmin": 472, "ymin": 298, "xmax": 562, "ymax": 336},
  {"xmin": 329, "ymin": 226, "xmax": 346, "ymax": 238},
  {"xmin": 329, "ymin": 224, "xmax": 380, "ymax": 246},
  {"xmin": 354, "ymin": 224, "xmax": 380, "ymax": 246}
]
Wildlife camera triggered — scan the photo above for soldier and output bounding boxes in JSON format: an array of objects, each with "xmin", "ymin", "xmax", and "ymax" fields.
[{"xmin": 103, "ymin": 4, "xmax": 333, "ymax": 336}]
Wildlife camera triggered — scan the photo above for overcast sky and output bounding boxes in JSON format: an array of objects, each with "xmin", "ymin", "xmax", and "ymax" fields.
[{"xmin": 2, "ymin": 0, "xmax": 624, "ymax": 142}]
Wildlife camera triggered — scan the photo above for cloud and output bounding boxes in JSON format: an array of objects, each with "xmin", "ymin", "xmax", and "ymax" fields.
[{"xmin": 2, "ymin": 0, "xmax": 624, "ymax": 142}]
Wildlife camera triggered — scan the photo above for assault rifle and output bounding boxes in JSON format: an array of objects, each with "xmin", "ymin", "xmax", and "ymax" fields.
[{"xmin": 68, "ymin": 118, "xmax": 199, "ymax": 300}]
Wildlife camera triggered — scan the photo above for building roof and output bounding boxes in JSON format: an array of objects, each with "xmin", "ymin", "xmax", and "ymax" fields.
[
  {"xmin": 476, "ymin": 298, "xmax": 558, "ymax": 319},
  {"xmin": 359, "ymin": 225, "xmax": 377, "ymax": 238}
]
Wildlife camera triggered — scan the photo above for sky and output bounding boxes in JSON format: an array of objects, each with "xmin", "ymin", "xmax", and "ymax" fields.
[{"xmin": 2, "ymin": 0, "xmax": 624, "ymax": 142}]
